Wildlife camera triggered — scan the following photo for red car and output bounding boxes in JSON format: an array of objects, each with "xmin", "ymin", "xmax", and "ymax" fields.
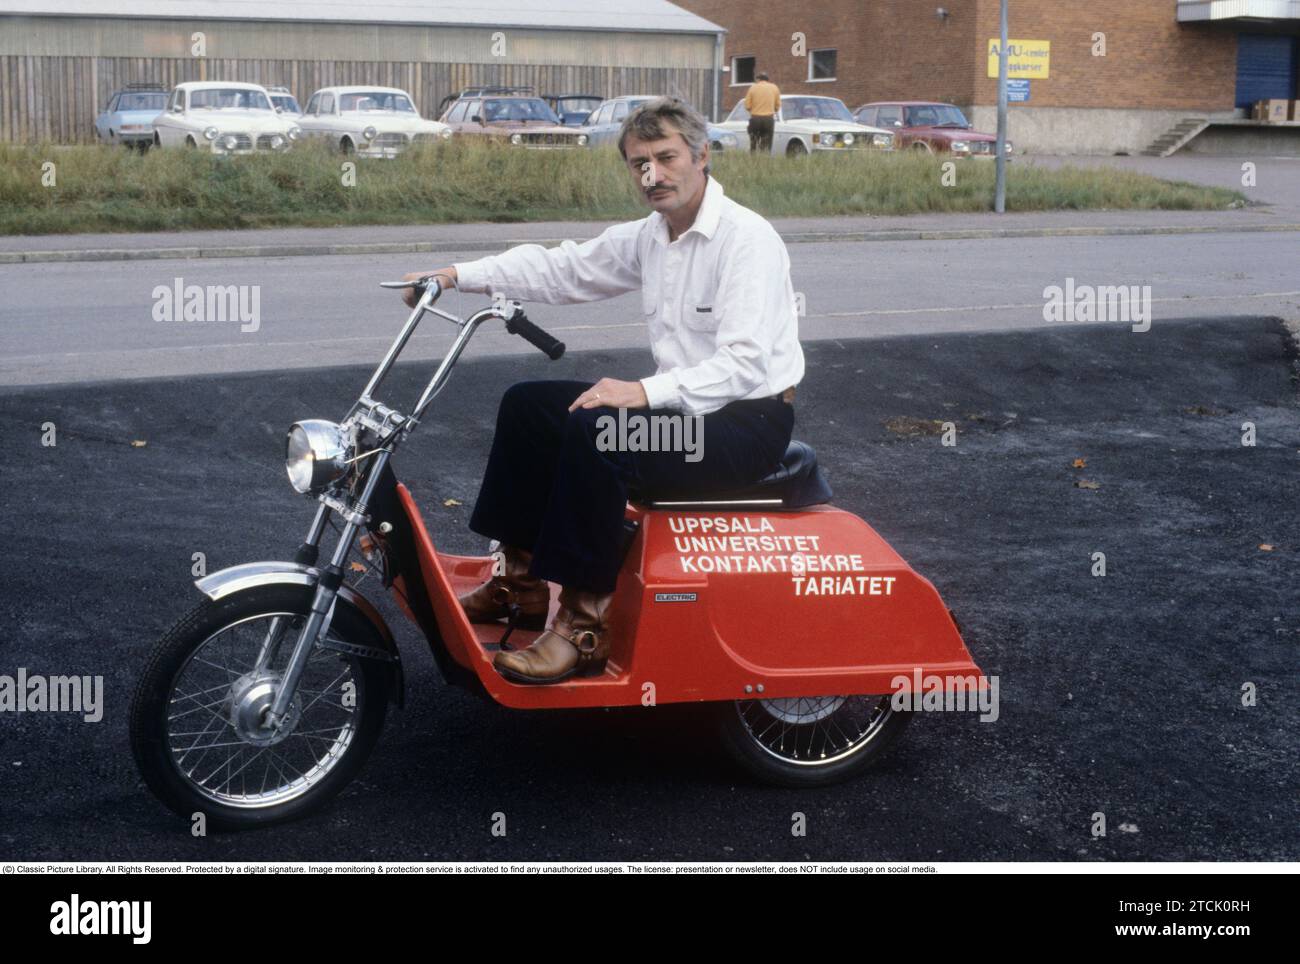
[{"xmin": 853, "ymin": 101, "xmax": 1012, "ymax": 158}]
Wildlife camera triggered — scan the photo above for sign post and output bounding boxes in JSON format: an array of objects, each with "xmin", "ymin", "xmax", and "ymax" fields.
[{"xmin": 995, "ymin": 0, "xmax": 1009, "ymax": 214}]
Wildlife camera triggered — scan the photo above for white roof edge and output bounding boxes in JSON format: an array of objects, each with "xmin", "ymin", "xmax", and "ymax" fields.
[
  {"xmin": 0, "ymin": 2, "xmax": 727, "ymax": 35},
  {"xmin": 1176, "ymin": 0, "xmax": 1300, "ymax": 20}
]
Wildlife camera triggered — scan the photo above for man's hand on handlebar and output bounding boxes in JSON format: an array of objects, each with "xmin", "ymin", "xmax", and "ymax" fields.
[
  {"xmin": 400, "ymin": 267, "xmax": 458, "ymax": 309},
  {"xmin": 568, "ymin": 378, "xmax": 649, "ymax": 412}
]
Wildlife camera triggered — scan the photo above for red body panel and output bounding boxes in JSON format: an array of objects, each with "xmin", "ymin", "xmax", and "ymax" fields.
[{"xmin": 395, "ymin": 484, "xmax": 984, "ymax": 710}]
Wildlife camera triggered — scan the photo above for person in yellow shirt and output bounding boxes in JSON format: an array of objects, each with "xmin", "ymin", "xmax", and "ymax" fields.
[{"xmin": 742, "ymin": 72, "xmax": 780, "ymax": 153}]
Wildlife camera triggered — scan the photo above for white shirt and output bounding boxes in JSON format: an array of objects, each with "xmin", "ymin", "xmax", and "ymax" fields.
[{"xmin": 453, "ymin": 175, "xmax": 804, "ymax": 416}]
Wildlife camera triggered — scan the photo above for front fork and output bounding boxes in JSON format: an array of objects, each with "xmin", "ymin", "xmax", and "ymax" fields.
[{"xmin": 263, "ymin": 451, "xmax": 392, "ymax": 729}]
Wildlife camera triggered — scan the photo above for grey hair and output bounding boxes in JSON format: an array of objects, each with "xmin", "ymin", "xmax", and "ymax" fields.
[{"xmin": 617, "ymin": 97, "xmax": 711, "ymax": 176}]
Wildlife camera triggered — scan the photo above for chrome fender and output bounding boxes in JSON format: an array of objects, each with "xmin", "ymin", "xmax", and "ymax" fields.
[{"xmin": 196, "ymin": 561, "xmax": 404, "ymax": 707}]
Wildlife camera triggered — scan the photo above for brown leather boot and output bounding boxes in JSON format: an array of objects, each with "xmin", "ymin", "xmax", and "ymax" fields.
[
  {"xmin": 457, "ymin": 545, "xmax": 550, "ymax": 630},
  {"xmin": 493, "ymin": 585, "xmax": 613, "ymax": 685}
]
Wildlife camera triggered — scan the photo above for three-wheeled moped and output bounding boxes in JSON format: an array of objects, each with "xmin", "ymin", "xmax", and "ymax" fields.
[{"xmin": 130, "ymin": 278, "xmax": 986, "ymax": 829}]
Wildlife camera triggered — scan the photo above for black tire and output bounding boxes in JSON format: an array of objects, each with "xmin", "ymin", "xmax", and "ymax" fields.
[
  {"xmin": 185, "ymin": 135, "xmax": 198, "ymax": 148},
  {"xmin": 340, "ymin": 137, "xmax": 355, "ymax": 155},
  {"xmin": 130, "ymin": 584, "xmax": 390, "ymax": 831},
  {"xmin": 786, "ymin": 139, "xmax": 808, "ymax": 158},
  {"xmin": 714, "ymin": 695, "xmax": 911, "ymax": 788}
]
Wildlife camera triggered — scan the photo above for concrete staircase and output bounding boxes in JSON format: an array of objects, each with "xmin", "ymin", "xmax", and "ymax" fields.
[{"xmin": 1142, "ymin": 117, "xmax": 1210, "ymax": 157}]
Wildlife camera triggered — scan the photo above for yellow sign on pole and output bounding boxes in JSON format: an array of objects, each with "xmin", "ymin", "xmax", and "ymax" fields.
[{"xmin": 987, "ymin": 39, "xmax": 1050, "ymax": 79}]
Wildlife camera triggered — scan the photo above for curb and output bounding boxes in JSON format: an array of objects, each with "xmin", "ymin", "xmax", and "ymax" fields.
[{"xmin": 2, "ymin": 221, "xmax": 1298, "ymax": 265}]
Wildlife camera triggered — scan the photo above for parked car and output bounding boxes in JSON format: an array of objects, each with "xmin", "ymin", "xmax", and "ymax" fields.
[
  {"xmin": 266, "ymin": 86, "xmax": 303, "ymax": 119},
  {"xmin": 544, "ymin": 93, "xmax": 603, "ymax": 126},
  {"xmin": 854, "ymin": 101, "xmax": 1012, "ymax": 158},
  {"xmin": 297, "ymin": 86, "xmax": 450, "ymax": 157},
  {"xmin": 719, "ymin": 95, "xmax": 894, "ymax": 156},
  {"xmin": 94, "ymin": 84, "xmax": 168, "ymax": 148},
  {"xmin": 438, "ymin": 87, "xmax": 587, "ymax": 148},
  {"xmin": 582, "ymin": 95, "xmax": 739, "ymax": 151},
  {"xmin": 152, "ymin": 82, "xmax": 302, "ymax": 153}
]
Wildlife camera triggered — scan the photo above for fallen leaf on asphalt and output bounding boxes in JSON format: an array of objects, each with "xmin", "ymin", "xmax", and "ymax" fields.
[
  {"xmin": 349, "ymin": 561, "xmax": 366, "ymax": 572},
  {"xmin": 1072, "ymin": 458, "xmax": 1087, "ymax": 469},
  {"xmin": 1074, "ymin": 480, "xmax": 1101, "ymax": 490},
  {"xmin": 884, "ymin": 416, "xmax": 946, "ymax": 437},
  {"xmin": 130, "ymin": 440, "xmax": 147, "ymax": 448},
  {"xmin": 1258, "ymin": 544, "xmax": 1274, "ymax": 551},
  {"xmin": 443, "ymin": 498, "xmax": 462, "ymax": 507}
]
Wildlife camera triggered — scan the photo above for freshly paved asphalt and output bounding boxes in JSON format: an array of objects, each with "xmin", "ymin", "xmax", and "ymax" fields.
[{"xmin": 1, "ymin": 315, "xmax": 1296, "ymax": 861}]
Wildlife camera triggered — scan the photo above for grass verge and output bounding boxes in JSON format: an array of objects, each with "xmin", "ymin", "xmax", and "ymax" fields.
[{"xmin": 0, "ymin": 140, "xmax": 1248, "ymax": 235}]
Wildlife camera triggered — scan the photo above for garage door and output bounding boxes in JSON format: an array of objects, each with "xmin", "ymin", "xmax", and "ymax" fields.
[{"xmin": 1236, "ymin": 34, "xmax": 1298, "ymax": 109}]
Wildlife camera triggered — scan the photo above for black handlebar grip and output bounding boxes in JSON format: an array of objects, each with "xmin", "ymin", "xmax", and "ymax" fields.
[{"xmin": 506, "ymin": 312, "xmax": 566, "ymax": 360}]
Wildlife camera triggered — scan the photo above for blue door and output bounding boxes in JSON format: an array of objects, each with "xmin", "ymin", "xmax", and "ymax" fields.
[{"xmin": 1236, "ymin": 34, "xmax": 1298, "ymax": 109}]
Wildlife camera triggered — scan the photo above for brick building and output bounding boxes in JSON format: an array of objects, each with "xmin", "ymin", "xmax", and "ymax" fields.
[{"xmin": 676, "ymin": 0, "xmax": 1300, "ymax": 154}]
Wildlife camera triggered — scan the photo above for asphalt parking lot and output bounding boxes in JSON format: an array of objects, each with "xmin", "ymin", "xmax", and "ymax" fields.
[{"xmin": 1, "ymin": 313, "xmax": 1296, "ymax": 861}]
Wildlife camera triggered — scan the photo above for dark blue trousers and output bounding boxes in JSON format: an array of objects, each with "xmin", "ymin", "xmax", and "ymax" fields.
[{"xmin": 468, "ymin": 380, "xmax": 795, "ymax": 593}]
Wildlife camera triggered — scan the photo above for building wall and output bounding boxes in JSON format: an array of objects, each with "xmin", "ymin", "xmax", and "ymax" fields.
[
  {"xmin": 677, "ymin": 0, "xmax": 1252, "ymax": 152},
  {"xmin": 968, "ymin": 0, "xmax": 1237, "ymax": 111},
  {"xmin": 682, "ymin": 0, "xmax": 981, "ymax": 113},
  {"xmin": 680, "ymin": 0, "xmax": 1238, "ymax": 111},
  {"xmin": 0, "ymin": 15, "xmax": 718, "ymax": 143}
]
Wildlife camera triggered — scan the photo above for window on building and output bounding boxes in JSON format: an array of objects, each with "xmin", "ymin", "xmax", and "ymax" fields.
[
  {"xmin": 731, "ymin": 55, "xmax": 756, "ymax": 86},
  {"xmin": 809, "ymin": 48, "xmax": 837, "ymax": 82}
]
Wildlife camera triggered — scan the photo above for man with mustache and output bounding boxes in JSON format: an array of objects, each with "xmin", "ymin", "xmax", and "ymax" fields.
[{"xmin": 401, "ymin": 97, "xmax": 803, "ymax": 684}]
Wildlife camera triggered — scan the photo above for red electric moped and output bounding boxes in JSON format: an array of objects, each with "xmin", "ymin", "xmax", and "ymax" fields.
[{"xmin": 130, "ymin": 278, "xmax": 986, "ymax": 830}]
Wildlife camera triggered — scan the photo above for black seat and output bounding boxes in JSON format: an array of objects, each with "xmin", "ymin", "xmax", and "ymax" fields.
[{"xmin": 629, "ymin": 440, "xmax": 834, "ymax": 508}]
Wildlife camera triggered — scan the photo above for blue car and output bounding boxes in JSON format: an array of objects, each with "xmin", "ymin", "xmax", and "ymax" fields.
[
  {"xmin": 94, "ymin": 85, "xmax": 168, "ymax": 148},
  {"xmin": 582, "ymin": 95, "xmax": 739, "ymax": 151}
]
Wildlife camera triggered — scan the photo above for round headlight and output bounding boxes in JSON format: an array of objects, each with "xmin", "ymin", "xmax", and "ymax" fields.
[
  {"xmin": 510, "ymin": 133, "xmax": 523, "ymax": 145},
  {"xmin": 285, "ymin": 420, "xmax": 350, "ymax": 495},
  {"xmin": 576, "ymin": 134, "xmax": 588, "ymax": 146},
  {"xmin": 222, "ymin": 134, "xmax": 239, "ymax": 150},
  {"xmin": 287, "ymin": 126, "xmax": 301, "ymax": 141},
  {"xmin": 440, "ymin": 127, "xmax": 453, "ymax": 139},
  {"xmin": 842, "ymin": 132, "xmax": 855, "ymax": 146},
  {"xmin": 363, "ymin": 126, "xmax": 377, "ymax": 141},
  {"xmin": 721, "ymin": 133, "xmax": 738, "ymax": 147},
  {"xmin": 269, "ymin": 134, "xmax": 285, "ymax": 150},
  {"xmin": 873, "ymin": 133, "xmax": 893, "ymax": 148},
  {"xmin": 204, "ymin": 127, "xmax": 219, "ymax": 141}
]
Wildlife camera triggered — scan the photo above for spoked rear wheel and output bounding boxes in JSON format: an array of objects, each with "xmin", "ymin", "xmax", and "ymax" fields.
[
  {"xmin": 130, "ymin": 584, "xmax": 391, "ymax": 830},
  {"xmin": 715, "ymin": 694, "xmax": 910, "ymax": 787}
]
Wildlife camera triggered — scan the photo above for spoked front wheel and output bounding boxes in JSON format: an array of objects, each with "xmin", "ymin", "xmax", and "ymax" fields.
[
  {"xmin": 130, "ymin": 584, "xmax": 391, "ymax": 830},
  {"xmin": 714, "ymin": 694, "xmax": 910, "ymax": 787}
]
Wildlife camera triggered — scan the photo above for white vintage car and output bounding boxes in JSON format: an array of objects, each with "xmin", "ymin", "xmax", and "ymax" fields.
[
  {"xmin": 297, "ymin": 86, "xmax": 451, "ymax": 157},
  {"xmin": 719, "ymin": 95, "xmax": 895, "ymax": 157},
  {"xmin": 152, "ymin": 82, "xmax": 302, "ymax": 153}
]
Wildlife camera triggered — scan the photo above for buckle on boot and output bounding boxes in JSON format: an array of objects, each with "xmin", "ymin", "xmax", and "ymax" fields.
[{"xmin": 571, "ymin": 629, "xmax": 599, "ymax": 658}]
